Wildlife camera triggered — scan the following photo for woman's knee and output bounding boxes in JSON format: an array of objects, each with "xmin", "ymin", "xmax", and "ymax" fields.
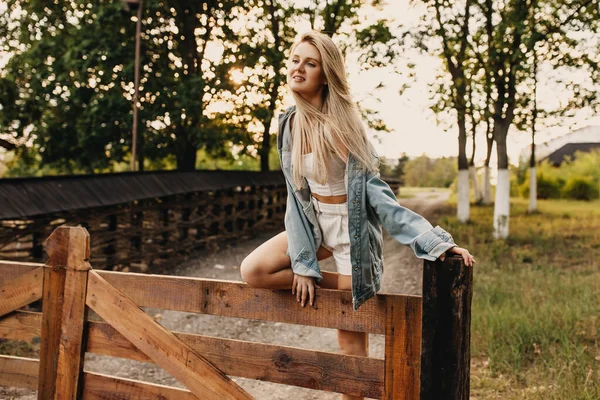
[{"xmin": 240, "ymin": 256, "xmax": 261, "ymax": 286}]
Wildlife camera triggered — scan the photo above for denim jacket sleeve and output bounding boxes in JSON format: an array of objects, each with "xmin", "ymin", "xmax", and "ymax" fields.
[
  {"xmin": 365, "ymin": 169, "xmax": 457, "ymax": 261},
  {"xmin": 283, "ymin": 179, "xmax": 324, "ymax": 282}
]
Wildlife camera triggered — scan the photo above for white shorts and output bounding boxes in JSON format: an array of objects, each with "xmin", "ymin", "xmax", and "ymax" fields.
[{"xmin": 311, "ymin": 197, "xmax": 352, "ymax": 276}]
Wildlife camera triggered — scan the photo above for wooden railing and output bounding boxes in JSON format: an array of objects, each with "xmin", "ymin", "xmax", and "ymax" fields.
[{"xmin": 0, "ymin": 226, "xmax": 472, "ymax": 399}]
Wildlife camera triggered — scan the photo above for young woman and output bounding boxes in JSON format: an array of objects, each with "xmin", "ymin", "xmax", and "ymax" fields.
[{"xmin": 241, "ymin": 30, "xmax": 475, "ymax": 400}]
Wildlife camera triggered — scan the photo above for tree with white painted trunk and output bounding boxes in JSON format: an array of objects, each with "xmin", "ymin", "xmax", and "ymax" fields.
[
  {"xmin": 467, "ymin": 42, "xmax": 495, "ymax": 206},
  {"xmin": 466, "ymin": 68, "xmax": 487, "ymax": 204},
  {"xmin": 414, "ymin": 0, "xmax": 475, "ymax": 223},
  {"xmin": 473, "ymin": 0, "xmax": 600, "ymax": 238}
]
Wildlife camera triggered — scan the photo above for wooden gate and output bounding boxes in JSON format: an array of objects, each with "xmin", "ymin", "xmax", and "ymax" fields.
[{"xmin": 0, "ymin": 225, "xmax": 472, "ymax": 399}]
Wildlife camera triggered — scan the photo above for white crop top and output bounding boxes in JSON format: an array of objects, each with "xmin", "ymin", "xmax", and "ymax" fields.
[{"xmin": 302, "ymin": 153, "xmax": 347, "ymax": 196}]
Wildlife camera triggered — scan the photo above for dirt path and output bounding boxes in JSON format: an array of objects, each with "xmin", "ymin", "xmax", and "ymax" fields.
[{"xmin": 2, "ymin": 190, "xmax": 451, "ymax": 400}]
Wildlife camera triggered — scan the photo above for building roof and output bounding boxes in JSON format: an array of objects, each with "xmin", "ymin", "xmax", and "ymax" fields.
[
  {"xmin": 543, "ymin": 142, "xmax": 600, "ymax": 166},
  {"xmin": 520, "ymin": 125, "xmax": 600, "ymax": 163},
  {"xmin": 0, "ymin": 170, "xmax": 285, "ymax": 220}
]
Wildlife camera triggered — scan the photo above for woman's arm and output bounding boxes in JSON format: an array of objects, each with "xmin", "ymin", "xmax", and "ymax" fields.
[{"xmin": 365, "ymin": 170, "xmax": 457, "ymax": 261}]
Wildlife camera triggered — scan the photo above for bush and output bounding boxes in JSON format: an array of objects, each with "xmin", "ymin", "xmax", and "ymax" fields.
[
  {"xmin": 520, "ymin": 173, "xmax": 563, "ymax": 199},
  {"xmin": 562, "ymin": 177, "xmax": 600, "ymax": 201}
]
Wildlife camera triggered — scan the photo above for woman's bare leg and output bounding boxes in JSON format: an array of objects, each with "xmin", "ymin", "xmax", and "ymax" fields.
[
  {"xmin": 337, "ymin": 274, "xmax": 368, "ymax": 400},
  {"xmin": 240, "ymin": 231, "xmax": 336, "ymax": 289}
]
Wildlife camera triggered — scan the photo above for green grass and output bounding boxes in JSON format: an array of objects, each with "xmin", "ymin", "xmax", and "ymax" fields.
[{"xmin": 437, "ymin": 198, "xmax": 600, "ymax": 399}]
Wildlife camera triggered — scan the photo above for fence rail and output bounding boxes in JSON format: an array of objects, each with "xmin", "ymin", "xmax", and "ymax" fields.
[{"xmin": 0, "ymin": 225, "xmax": 472, "ymax": 399}]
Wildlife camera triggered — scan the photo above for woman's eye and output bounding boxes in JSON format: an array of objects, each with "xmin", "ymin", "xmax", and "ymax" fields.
[
  {"xmin": 308, "ymin": 63, "xmax": 315, "ymax": 67},
  {"xmin": 292, "ymin": 59, "xmax": 299, "ymax": 64}
]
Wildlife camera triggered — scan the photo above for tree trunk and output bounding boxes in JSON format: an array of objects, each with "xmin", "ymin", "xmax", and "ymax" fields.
[
  {"xmin": 529, "ymin": 167, "xmax": 537, "ymax": 213},
  {"xmin": 137, "ymin": 127, "xmax": 144, "ymax": 172},
  {"xmin": 493, "ymin": 123, "xmax": 510, "ymax": 239},
  {"xmin": 529, "ymin": 52, "xmax": 538, "ymax": 212},
  {"xmin": 457, "ymin": 112, "xmax": 470, "ymax": 223},
  {"xmin": 260, "ymin": 115, "xmax": 273, "ymax": 172},
  {"xmin": 259, "ymin": 0, "xmax": 282, "ymax": 172},
  {"xmin": 469, "ymin": 165, "xmax": 480, "ymax": 203},
  {"xmin": 482, "ymin": 165, "xmax": 492, "ymax": 205},
  {"xmin": 175, "ymin": 126, "xmax": 197, "ymax": 172},
  {"xmin": 482, "ymin": 130, "xmax": 494, "ymax": 205}
]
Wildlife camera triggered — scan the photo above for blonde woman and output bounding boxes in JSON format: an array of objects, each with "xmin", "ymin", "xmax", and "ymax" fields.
[{"xmin": 241, "ymin": 31, "xmax": 475, "ymax": 400}]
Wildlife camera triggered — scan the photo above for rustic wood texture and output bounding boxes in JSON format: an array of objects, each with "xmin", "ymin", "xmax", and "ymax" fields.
[
  {"xmin": 0, "ymin": 311, "xmax": 41, "ymax": 342},
  {"xmin": 0, "ymin": 355, "xmax": 197, "ymax": 399},
  {"xmin": 0, "ymin": 310, "xmax": 384, "ymax": 398},
  {"xmin": 0, "ymin": 266, "xmax": 43, "ymax": 317},
  {"xmin": 0, "ymin": 184, "xmax": 289, "ymax": 272},
  {"xmin": 0, "ymin": 261, "xmax": 42, "ymax": 286},
  {"xmin": 420, "ymin": 256, "xmax": 473, "ymax": 400},
  {"xmin": 83, "ymin": 371, "xmax": 199, "ymax": 400},
  {"xmin": 383, "ymin": 295, "xmax": 422, "ymax": 400},
  {"xmin": 0, "ymin": 355, "xmax": 38, "ymax": 390},
  {"xmin": 38, "ymin": 226, "xmax": 91, "ymax": 400},
  {"xmin": 37, "ymin": 261, "xmax": 65, "ymax": 398},
  {"xmin": 85, "ymin": 270, "xmax": 253, "ymax": 400},
  {"xmin": 86, "ymin": 320, "xmax": 384, "ymax": 398},
  {"xmin": 96, "ymin": 270, "xmax": 387, "ymax": 333}
]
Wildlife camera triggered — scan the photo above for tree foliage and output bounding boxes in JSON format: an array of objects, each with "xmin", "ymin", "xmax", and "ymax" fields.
[
  {"xmin": 403, "ymin": 154, "xmax": 458, "ymax": 188},
  {"xmin": 0, "ymin": 0, "xmax": 400, "ymax": 175}
]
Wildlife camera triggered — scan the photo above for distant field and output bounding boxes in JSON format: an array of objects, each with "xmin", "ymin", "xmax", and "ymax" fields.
[
  {"xmin": 397, "ymin": 186, "xmax": 451, "ymax": 198},
  {"xmin": 438, "ymin": 198, "xmax": 600, "ymax": 399}
]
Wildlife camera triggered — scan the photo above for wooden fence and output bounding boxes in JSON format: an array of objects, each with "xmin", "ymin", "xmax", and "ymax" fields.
[
  {"xmin": 0, "ymin": 226, "xmax": 472, "ymax": 399},
  {"xmin": 0, "ymin": 184, "xmax": 287, "ymax": 272}
]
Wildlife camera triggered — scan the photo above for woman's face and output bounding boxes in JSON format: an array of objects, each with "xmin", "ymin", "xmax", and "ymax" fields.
[{"xmin": 287, "ymin": 42, "xmax": 326, "ymax": 98}]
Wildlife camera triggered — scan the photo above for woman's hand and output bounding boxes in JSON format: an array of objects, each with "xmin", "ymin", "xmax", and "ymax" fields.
[
  {"xmin": 292, "ymin": 274, "xmax": 321, "ymax": 307},
  {"xmin": 439, "ymin": 246, "xmax": 476, "ymax": 267}
]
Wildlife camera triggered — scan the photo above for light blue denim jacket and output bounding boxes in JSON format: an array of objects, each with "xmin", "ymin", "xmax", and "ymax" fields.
[{"xmin": 277, "ymin": 106, "xmax": 457, "ymax": 310}]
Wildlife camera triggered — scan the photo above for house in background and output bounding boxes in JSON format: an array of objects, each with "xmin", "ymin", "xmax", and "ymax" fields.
[{"xmin": 520, "ymin": 125, "xmax": 600, "ymax": 166}]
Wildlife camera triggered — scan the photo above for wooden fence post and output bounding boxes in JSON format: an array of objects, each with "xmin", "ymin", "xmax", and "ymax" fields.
[
  {"xmin": 420, "ymin": 256, "xmax": 473, "ymax": 400},
  {"xmin": 384, "ymin": 296, "xmax": 422, "ymax": 400},
  {"xmin": 38, "ymin": 226, "xmax": 91, "ymax": 400}
]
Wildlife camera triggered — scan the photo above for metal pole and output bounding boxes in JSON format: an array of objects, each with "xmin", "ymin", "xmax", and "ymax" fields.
[{"xmin": 131, "ymin": 0, "xmax": 143, "ymax": 172}]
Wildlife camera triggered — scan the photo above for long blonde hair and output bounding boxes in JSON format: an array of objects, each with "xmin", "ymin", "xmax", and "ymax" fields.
[{"xmin": 288, "ymin": 31, "xmax": 377, "ymax": 189}]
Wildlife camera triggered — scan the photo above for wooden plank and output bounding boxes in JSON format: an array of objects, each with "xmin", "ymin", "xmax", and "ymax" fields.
[
  {"xmin": 86, "ymin": 320, "xmax": 384, "ymax": 399},
  {"xmin": 0, "ymin": 311, "xmax": 384, "ymax": 397},
  {"xmin": 0, "ymin": 266, "xmax": 43, "ymax": 317},
  {"xmin": 85, "ymin": 270, "xmax": 253, "ymax": 400},
  {"xmin": 38, "ymin": 226, "xmax": 91, "ymax": 400},
  {"xmin": 54, "ymin": 268, "xmax": 90, "ymax": 398},
  {"xmin": 0, "ymin": 261, "xmax": 42, "ymax": 286},
  {"xmin": 420, "ymin": 257, "xmax": 472, "ymax": 400},
  {"xmin": 38, "ymin": 264, "xmax": 66, "ymax": 398},
  {"xmin": 0, "ymin": 355, "xmax": 38, "ymax": 390},
  {"xmin": 0, "ymin": 356, "xmax": 197, "ymax": 399},
  {"xmin": 0, "ymin": 310, "xmax": 41, "ymax": 342},
  {"xmin": 83, "ymin": 371, "xmax": 198, "ymax": 400},
  {"xmin": 383, "ymin": 295, "xmax": 422, "ymax": 400},
  {"xmin": 96, "ymin": 270, "xmax": 390, "ymax": 334}
]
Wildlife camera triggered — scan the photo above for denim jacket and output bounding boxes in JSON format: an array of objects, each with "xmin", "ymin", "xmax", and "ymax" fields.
[{"xmin": 277, "ymin": 106, "xmax": 457, "ymax": 310}]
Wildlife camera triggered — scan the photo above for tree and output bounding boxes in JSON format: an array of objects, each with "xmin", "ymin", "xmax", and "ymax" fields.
[
  {"xmin": 474, "ymin": 0, "xmax": 600, "ymax": 238},
  {"xmin": 403, "ymin": 154, "xmax": 457, "ymax": 187},
  {"xmin": 414, "ymin": 0, "xmax": 474, "ymax": 222},
  {"xmin": 1, "ymin": 0, "xmax": 401, "ymax": 175},
  {"xmin": 413, "ymin": 0, "xmax": 599, "ymax": 237},
  {"xmin": 0, "ymin": 1, "xmax": 253, "ymax": 173},
  {"xmin": 380, "ymin": 152, "xmax": 409, "ymax": 184}
]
